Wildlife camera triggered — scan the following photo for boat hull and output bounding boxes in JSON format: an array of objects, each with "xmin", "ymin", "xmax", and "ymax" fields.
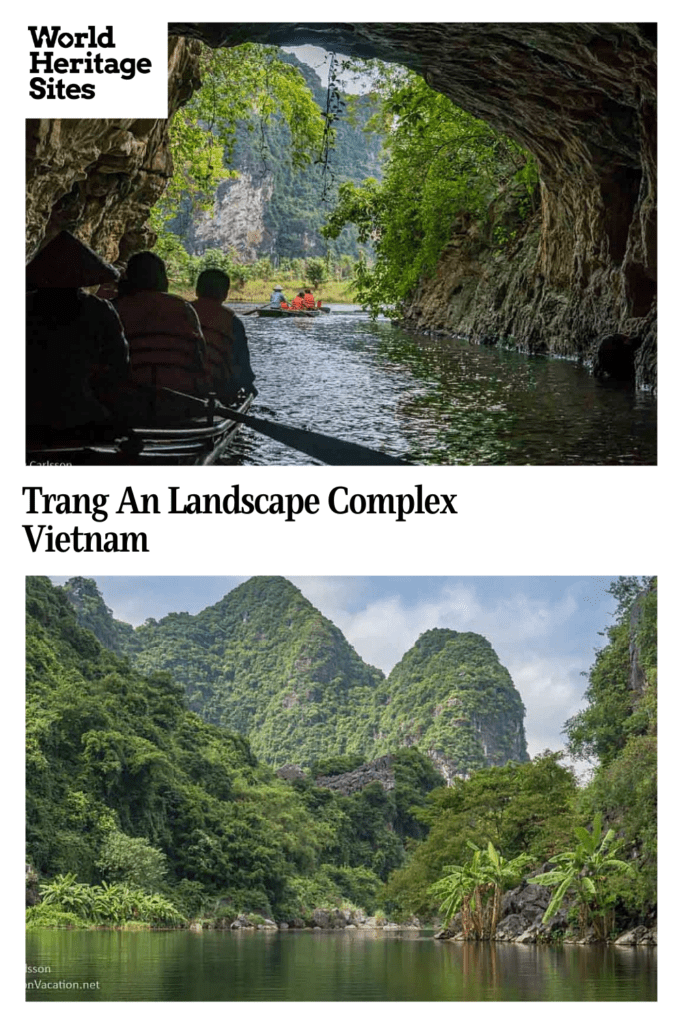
[
  {"xmin": 27, "ymin": 393, "xmax": 255, "ymax": 466},
  {"xmin": 256, "ymin": 307, "xmax": 330, "ymax": 318}
]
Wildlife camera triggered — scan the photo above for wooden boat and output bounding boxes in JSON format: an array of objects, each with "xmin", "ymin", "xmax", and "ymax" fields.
[
  {"xmin": 27, "ymin": 392, "xmax": 255, "ymax": 466},
  {"xmin": 256, "ymin": 306, "xmax": 330, "ymax": 318}
]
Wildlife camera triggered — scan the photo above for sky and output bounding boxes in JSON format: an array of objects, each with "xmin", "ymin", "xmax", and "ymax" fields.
[
  {"xmin": 49, "ymin": 575, "xmax": 623, "ymax": 766},
  {"xmin": 282, "ymin": 45, "xmax": 374, "ymax": 94}
]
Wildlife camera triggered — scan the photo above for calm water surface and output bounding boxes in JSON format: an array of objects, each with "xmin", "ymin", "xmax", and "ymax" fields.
[
  {"xmin": 26, "ymin": 929, "xmax": 656, "ymax": 1001},
  {"xmin": 223, "ymin": 306, "xmax": 656, "ymax": 465}
]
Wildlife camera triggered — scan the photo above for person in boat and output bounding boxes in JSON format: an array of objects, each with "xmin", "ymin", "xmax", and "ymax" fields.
[
  {"xmin": 114, "ymin": 251, "xmax": 209, "ymax": 419},
  {"xmin": 270, "ymin": 285, "xmax": 288, "ymax": 309},
  {"xmin": 290, "ymin": 291, "xmax": 306, "ymax": 310},
  {"xmin": 192, "ymin": 268, "xmax": 257, "ymax": 403},
  {"xmin": 303, "ymin": 288, "xmax": 316, "ymax": 310},
  {"xmin": 26, "ymin": 230, "xmax": 130, "ymax": 436}
]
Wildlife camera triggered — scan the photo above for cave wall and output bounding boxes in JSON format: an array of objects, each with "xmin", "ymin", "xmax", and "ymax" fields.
[
  {"xmin": 25, "ymin": 37, "xmax": 202, "ymax": 264},
  {"xmin": 26, "ymin": 23, "xmax": 656, "ymax": 387}
]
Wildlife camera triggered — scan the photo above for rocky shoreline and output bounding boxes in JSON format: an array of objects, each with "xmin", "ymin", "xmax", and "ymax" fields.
[
  {"xmin": 434, "ymin": 880, "xmax": 656, "ymax": 947},
  {"xmin": 193, "ymin": 888, "xmax": 656, "ymax": 946}
]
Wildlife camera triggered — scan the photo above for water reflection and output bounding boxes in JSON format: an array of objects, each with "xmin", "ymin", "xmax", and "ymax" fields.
[
  {"xmin": 223, "ymin": 308, "xmax": 656, "ymax": 465},
  {"xmin": 26, "ymin": 929, "xmax": 656, "ymax": 1001}
]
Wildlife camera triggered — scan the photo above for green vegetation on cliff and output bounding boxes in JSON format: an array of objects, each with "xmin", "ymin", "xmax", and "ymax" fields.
[
  {"xmin": 377, "ymin": 628, "xmax": 528, "ymax": 775},
  {"xmin": 128, "ymin": 576, "xmax": 385, "ymax": 767},
  {"xmin": 323, "ymin": 68, "xmax": 538, "ymax": 315},
  {"xmin": 93, "ymin": 579, "xmax": 528, "ymax": 776},
  {"xmin": 155, "ymin": 45, "xmax": 383, "ymax": 285},
  {"xmin": 382, "ymin": 578, "xmax": 657, "ymax": 931},
  {"xmin": 566, "ymin": 578, "xmax": 657, "ymax": 916},
  {"xmin": 26, "ymin": 578, "xmax": 441, "ymax": 923}
]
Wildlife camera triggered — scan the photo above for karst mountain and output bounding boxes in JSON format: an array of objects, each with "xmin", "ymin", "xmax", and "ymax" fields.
[{"xmin": 61, "ymin": 576, "xmax": 529, "ymax": 779}]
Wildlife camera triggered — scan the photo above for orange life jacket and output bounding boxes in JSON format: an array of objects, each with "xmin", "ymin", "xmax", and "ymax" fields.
[
  {"xmin": 191, "ymin": 297, "xmax": 236, "ymax": 392},
  {"xmin": 115, "ymin": 290, "xmax": 207, "ymax": 395},
  {"xmin": 303, "ymin": 292, "xmax": 315, "ymax": 309},
  {"xmin": 291, "ymin": 295, "xmax": 304, "ymax": 309},
  {"xmin": 280, "ymin": 301, "xmax": 290, "ymax": 309}
]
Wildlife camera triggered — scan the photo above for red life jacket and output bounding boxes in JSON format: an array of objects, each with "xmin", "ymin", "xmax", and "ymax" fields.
[
  {"xmin": 303, "ymin": 292, "xmax": 315, "ymax": 309},
  {"xmin": 291, "ymin": 295, "xmax": 304, "ymax": 309},
  {"xmin": 115, "ymin": 290, "xmax": 208, "ymax": 395},
  {"xmin": 191, "ymin": 297, "xmax": 236, "ymax": 393}
]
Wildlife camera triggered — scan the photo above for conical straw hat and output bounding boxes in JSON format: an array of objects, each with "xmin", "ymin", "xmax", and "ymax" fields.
[{"xmin": 26, "ymin": 231, "xmax": 120, "ymax": 288}]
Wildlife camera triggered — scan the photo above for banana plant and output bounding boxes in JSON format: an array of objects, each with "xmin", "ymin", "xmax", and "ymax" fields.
[
  {"xmin": 430, "ymin": 841, "xmax": 529, "ymax": 939},
  {"xmin": 532, "ymin": 814, "xmax": 634, "ymax": 939},
  {"xmin": 39, "ymin": 873, "xmax": 94, "ymax": 917}
]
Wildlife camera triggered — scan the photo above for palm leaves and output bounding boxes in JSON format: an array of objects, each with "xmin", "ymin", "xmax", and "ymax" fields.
[
  {"xmin": 532, "ymin": 814, "xmax": 634, "ymax": 939},
  {"xmin": 429, "ymin": 842, "xmax": 529, "ymax": 939},
  {"xmin": 37, "ymin": 875, "xmax": 185, "ymax": 928}
]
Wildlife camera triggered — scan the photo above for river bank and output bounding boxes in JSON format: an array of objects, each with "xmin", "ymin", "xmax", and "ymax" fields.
[{"xmin": 27, "ymin": 901, "xmax": 657, "ymax": 947}]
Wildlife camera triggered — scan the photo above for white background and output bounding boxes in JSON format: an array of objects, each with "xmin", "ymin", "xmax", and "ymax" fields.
[{"xmin": 7, "ymin": 1, "xmax": 677, "ymax": 1019}]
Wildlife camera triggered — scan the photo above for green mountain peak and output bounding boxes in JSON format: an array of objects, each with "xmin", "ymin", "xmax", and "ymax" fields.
[{"xmin": 60, "ymin": 577, "xmax": 528, "ymax": 779}]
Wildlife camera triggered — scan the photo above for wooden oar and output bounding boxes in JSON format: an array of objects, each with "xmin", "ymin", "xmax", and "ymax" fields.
[
  {"xmin": 158, "ymin": 388, "xmax": 410, "ymax": 466},
  {"xmin": 242, "ymin": 303, "xmax": 271, "ymax": 316}
]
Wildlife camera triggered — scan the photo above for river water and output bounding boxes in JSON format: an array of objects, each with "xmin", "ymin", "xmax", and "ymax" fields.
[
  {"xmin": 223, "ymin": 306, "xmax": 656, "ymax": 465},
  {"xmin": 26, "ymin": 928, "xmax": 656, "ymax": 1001}
]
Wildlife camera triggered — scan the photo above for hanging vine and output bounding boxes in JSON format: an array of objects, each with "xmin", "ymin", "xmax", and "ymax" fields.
[{"xmin": 317, "ymin": 53, "xmax": 345, "ymax": 202}]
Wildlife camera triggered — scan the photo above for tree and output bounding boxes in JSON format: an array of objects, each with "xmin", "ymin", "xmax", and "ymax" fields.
[
  {"xmin": 96, "ymin": 831, "xmax": 168, "ymax": 891},
  {"xmin": 305, "ymin": 257, "xmax": 327, "ymax": 289},
  {"xmin": 429, "ymin": 842, "xmax": 528, "ymax": 939},
  {"xmin": 152, "ymin": 43, "xmax": 326, "ymax": 247},
  {"xmin": 381, "ymin": 753, "xmax": 576, "ymax": 919},
  {"xmin": 532, "ymin": 815, "xmax": 634, "ymax": 939},
  {"xmin": 323, "ymin": 70, "xmax": 538, "ymax": 315}
]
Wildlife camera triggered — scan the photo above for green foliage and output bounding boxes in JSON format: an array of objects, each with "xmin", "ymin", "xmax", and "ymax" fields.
[
  {"xmin": 323, "ymin": 71, "xmax": 538, "ymax": 315},
  {"xmin": 154, "ymin": 47, "xmax": 383, "ymax": 275},
  {"xmin": 62, "ymin": 577, "xmax": 136, "ymax": 654},
  {"xmin": 36, "ymin": 874, "xmax": 185, "ymax": 927},
  {"xmin": 125, "ymin": 575, "xmax": 386, "ymax": 768},
  {"xmin": 532, "ymin": 815, "xmax": 634, "ymax": 939},
  {"xmin": 27, "ymin": 578, "xmax": 447, "ymax": 925},
  {"xmin": 564, "ymin": 618, "xmax": 634, "ymax": 765},
  {"xmin": 566, "ymin": 579, "xmax": 657, "ymax": 917},
  {"xmin": 607, "ymin": 577, "xmax": 656, "ymax": 622},
  {"xmin": 96, "ymin": 831, "xmax": 167, "ymax": 890},
  {"xmin": 565, "ymin": 579, "xmax": 657, "ymax": 766},
  {"xmin": 153, "ymin": 44, "xmax": 325, "ymax": 232},
  {"xmin": 310, "ymin": 754, "xmax": 366, "ymax": 778},
  {"xmin": 430, "ymin": 842, "xmax": 529, "ymax": 939},
  {"xmin": 382, "ymin": 753, "xmax": 576, "ymax": 919},
  {"xmin": 26, "ymin": 905, "xmax": 84, "ymax": 930},
  {"xmin": 305, "ymin": 257, "xmax": 327, "ymax": 289},
  {"xmin": 377, "ymin": 628, "xmax": 528, "ymax": 774}
]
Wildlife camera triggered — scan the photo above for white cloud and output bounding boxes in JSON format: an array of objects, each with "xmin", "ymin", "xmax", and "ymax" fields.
[{"xmin": 505, "ymin": 655, "xmax": 588, "ymax": 758}]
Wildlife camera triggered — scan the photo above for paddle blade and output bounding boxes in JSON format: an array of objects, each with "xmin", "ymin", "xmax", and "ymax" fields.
[{"xmin": 221, "ymin": 408, "xmax": 410, "ymax": 466}]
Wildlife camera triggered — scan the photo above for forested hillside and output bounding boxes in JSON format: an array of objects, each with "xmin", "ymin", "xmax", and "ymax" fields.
[
  {"xmin": 377, "ymin": 629, "xmax": 528, "ymax": 780},
  {"xmin": 62, "ymin": 576, "xmax": 529, "ymax": 777},
  {"xmin": 169, "ymin": 51, "xmax": 383, "ymax": 262},
  {"xmin": 26, "ymin": 577, "xmax": 443, "ymax": 923},
  {"xmin": 383, "ymin": 578, "xmax": 657, "ymax": 933}
]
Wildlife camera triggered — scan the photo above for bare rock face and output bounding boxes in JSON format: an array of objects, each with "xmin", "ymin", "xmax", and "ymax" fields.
[
  {"xmin": 25, "ymin": 37, "xmax": 202, "ymax": 264},
  {"xmin": 187, "ymin": 172, "xmax": 275, "ymax": 259},
  {"xmin": 313, "ymin": 754, "xmax": 397, "ymax": 795}
]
